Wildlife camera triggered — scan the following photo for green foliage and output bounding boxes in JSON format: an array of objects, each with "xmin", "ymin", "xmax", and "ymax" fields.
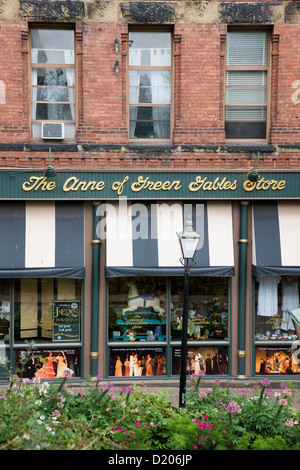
[{"xmin": 0, "ymin": 374, "xmax": 299, "ymax": 450}]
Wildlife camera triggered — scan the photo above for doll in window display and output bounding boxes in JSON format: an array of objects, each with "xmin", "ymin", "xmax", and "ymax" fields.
[
  {"xmin": 114, "ymin": 356, "xmax": 123, "ymax": 376},
  {"xmin": 25, "ymin": 352, "xmax": 36, "ymax": 379},
  {"xmin": 56, "ymin": 352, "xmax": 74, "ymax": 378},
  {"xmin": 35, "ymin": 351, "xmax": 56, "ymax": 379}
]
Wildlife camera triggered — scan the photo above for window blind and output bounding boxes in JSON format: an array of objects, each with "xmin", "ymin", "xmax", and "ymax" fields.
[{"xmin": 226, "ymin": 32, "xmax": 268, "ymax": 66}]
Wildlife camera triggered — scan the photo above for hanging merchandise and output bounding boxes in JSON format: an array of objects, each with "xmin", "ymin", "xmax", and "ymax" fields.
[
  {"xmin": 257, "ymin": 276, "xmax": 281, "ymax": 317},
  {"xmin": 281, "ymin": 278, "xmax": 298, "ymax": 331}
]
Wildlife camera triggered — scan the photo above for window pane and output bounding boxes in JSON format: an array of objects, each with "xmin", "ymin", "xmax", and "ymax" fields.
[
  {"xmin": 32, "ymin": 68, "xmax": 75, "ymax": 87},
  {"xmin": 108, "ymin": 277, "xmax": 167, "ymax": 342},
  {"xmin": 225, "ymin": 105, "xmax": 266, "ymax": 121},
  {"xmin": 34, "ymin": 103, "xmax": 74, "ymax": 121},
  {"xmin": 129, "ymin": 71, "xmax": 171, "ymax": 104},
  {"xmin": 172, "ymin": 346, "xmax": 229, "ymax": 376},
  {"xmin": 14, "ymin": 278, "xmax": 82, "ymax": 343},
  {"xmin": 109, "ymin": 347, "xmax": 166, "ymax": 377},
  {"xmin": 31, "ymin": 29, "xmax": 74, "ymax": 64},
  {"xmin": 34, "ymin": 87, "xmax": 74, "ymax": 103},
  {"xmin": 226, "ymin": 87, "xmax": 267, "ymax": 105},
  {"xmin": 226, "ymin": 32, "xmax": 268, "ymax": 66},
  {"xmin": 226, "ymin": 70, "xmax": 267, "ymax": 87},
  {"xmin": 15, "ymin": 347, "xmax": 81, "ymax": 379},
  {"xmin": 129, "ymin": 106, "xmax": 170, "ymax": 138},
  {"xmin": 170, "ymin": 277, "xmax": 229, "ymax": 342},
  {"xmin": 129, "ymin": 32, "xmax": 171, "ymax": 66},
  {"xmin": 256, "ymin": 346, "xmax": 300, "ymax": 375},
  {"xmin": 225, "ymin": 121, "xmax": 266, "ymax": 139}
]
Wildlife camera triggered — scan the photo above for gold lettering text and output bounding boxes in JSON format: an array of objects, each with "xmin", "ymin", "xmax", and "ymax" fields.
[{"xmin": 22, "ymin": 176, "xmax": 56, "ymax": 192}]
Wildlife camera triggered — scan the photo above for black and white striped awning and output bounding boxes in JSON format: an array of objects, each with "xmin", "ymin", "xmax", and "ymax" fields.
[
  {"xmin": 0, "ymin": 201, "xmax": 85, "ymax": 278},
  {"xmin": 252, "ymin": 201, "xmax": 300, "ymax": 276},
  {"xmin": 104, "ymin": 201, "xmax": 235, "ymax": 277}
]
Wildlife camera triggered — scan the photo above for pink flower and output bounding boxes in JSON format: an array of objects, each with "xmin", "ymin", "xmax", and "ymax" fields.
[
  {"xmin": 279, "ymin": 399, "xmax": 288, "ymax": 406},
  {"xmin": 226, "ymin": 401, "xmax": 241, "ymax": 414},
  {"xmin": 134, "ymin": 421, "xmax": 141, "ymax": 427},
  {"xmin": 150, "ymin": 422, "xmax": 155, "ymax": 427},
  {"xmin": 285, "ymin": 419, "xmax": 298, "ymax": 427},
  {"xmin": 116, "ymin": 426, "xmax": 122, "ymax": 431},
  {"xmin": 261, "ymin": 378, "xmax": 270, "ymax": 387}
]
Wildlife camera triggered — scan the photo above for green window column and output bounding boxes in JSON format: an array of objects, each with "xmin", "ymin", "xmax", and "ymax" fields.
[
  {"xmin": 237, "ymin": 201, "xmax": 249, "ymax": 378},
  {"xmin": 90, "ymin": 202, "xmax": 101, "ymax": 376}
]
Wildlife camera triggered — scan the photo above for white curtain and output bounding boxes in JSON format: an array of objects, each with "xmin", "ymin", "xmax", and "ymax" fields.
[
  {"xmin": 129, "ymin": 49, "xmax": 141, "ymax": 138},
  {"xmin": 64, "ymin": 50, "xmax": 75, "ymax": 120},
  {"xmin": 31, "ymin": 50, "xmax": 38, "ymax": 120},
  {"xmin": 257, "ymin": 276, "xmax": 280, "ymax": 317},
  {"xmin": 150, "ymin": 48, "xmax": 171, "ymax": 138}
]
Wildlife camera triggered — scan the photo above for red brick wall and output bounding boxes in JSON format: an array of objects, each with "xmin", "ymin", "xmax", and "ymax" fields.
[{"xmin": 0, "ymin": 20, "xmax": 298, "ymax": 170}]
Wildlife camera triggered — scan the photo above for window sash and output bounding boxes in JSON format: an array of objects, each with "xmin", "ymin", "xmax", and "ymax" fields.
[
  {"xmin": 225, "ymin": 32, "xmax": 269, "ymax": 139},
  {"xmin": 128, "ymin": 32, "xmax": 172, "ymax": 140},
  {"xmin": 30, "ymin": 29, "xmax": 76, "ymax": 138}
]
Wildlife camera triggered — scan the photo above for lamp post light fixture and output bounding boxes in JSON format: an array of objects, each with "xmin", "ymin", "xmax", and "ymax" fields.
[
  {"xmin": 177, "ymin": 215, "xmax": 200, "ymax": 408},
  {"xmin": 44, "ymin": 148, "xmax": 56, "ymax": 178},
  {"xmin": 247, "ymin": 151, "xmax": 260, "ymax": 183}
]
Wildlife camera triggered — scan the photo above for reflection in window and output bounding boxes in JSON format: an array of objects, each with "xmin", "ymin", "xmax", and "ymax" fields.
[
  {"xmin": 171, "ymin": 277, "xmax": 229, "ymax": 341},
  {"xmin": 14, "ymin": 278, "xmax": 82, "ymax": 343},
  {"xmin": 108, "ymin": 277, "xmax": 166, "ymax": 342}
]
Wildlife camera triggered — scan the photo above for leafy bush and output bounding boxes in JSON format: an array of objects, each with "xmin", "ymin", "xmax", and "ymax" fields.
[{"xmin": 0, "ymin": 373, "xmax": 299, "ymax": 450}]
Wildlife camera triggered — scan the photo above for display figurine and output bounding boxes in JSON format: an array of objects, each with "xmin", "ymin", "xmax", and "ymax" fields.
[{"xmin": 122, "ymin": 283, "xmax": 165, "ymax": 316}]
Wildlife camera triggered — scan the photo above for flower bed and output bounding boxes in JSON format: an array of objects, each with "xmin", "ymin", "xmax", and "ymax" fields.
[{"xmin": 0, "ymin": 373, "xmax": 299, "ymax": 450}]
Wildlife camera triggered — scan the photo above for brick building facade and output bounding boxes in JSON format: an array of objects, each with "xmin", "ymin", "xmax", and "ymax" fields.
[{"xmin": 0, "ymin": 0, "xmax": 299, "ymax": 382}]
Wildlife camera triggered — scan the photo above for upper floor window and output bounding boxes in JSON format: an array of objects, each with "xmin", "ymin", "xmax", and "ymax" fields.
[
  {"xmin": 225, "ymin": 31, "xmax": 269, "ymax": 140},
  {"xmin": 30, "ymin": 28, "xmax": 75, "ymax": 140},
  {"xmin": 129, "ymin": 31, "xmax": 172, "ymax": 141}
]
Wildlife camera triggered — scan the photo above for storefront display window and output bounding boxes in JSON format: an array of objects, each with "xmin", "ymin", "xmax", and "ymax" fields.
[
  {"xmin": 256, "ymin": 345, "xmax": 300, "ymax": 375},
  {"xmin": 109, "ymin": 346, "xmax": 166, "ymax": 377},
  {"xmin": 15, "ymin": 347, "xmax": 81, "ymax": 379},
  {"xmin": 108, "ymin": 277, "xmax": 167, "ymax": 342},
  {"xmin": 254, "ymin": 276, "xmax": 300, "ymax": 342},
  {"xmin": 172, "ymin": 346, "xmax": 229, "ymax": 376},
  {"xmin": 14, "ymin": 278, "xmax": 82, "ymax": 343},
  {"xmin": 0, "ymin": 279, "xmax": 10, "ymax": 344},
  {"xmin": 171, "ymin": 277, "xmax": 229, "ymax": 341}
]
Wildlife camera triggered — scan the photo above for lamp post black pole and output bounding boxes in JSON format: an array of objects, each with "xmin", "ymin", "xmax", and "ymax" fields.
[{"xmin": 179, "ymin": 263, "xmax": 190, "ymax": 408}]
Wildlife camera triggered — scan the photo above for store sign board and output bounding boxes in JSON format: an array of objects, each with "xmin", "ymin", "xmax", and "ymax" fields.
[
  {"xmin": 0, "ymin": 170, "xmax": 299, "ymax": 199},
  {"xmin": 52, "ymin": 300, "xmax": 81, "ymax": 342}
]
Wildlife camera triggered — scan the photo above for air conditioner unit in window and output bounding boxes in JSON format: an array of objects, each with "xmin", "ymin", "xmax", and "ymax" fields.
[{"xmin": 41, "ymin": 122, "xmax": 64, "ymax": 140}]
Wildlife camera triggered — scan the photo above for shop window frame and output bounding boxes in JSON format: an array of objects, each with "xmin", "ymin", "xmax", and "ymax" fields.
[{"xmin": 106, "ymin": 276, "xmax": 232, "ymax": 378}]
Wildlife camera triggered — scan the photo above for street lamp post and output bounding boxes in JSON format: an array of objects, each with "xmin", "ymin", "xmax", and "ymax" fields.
[{"xmin": 177, "ymin": 216, "xmax": 200, "ymax": 408}]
